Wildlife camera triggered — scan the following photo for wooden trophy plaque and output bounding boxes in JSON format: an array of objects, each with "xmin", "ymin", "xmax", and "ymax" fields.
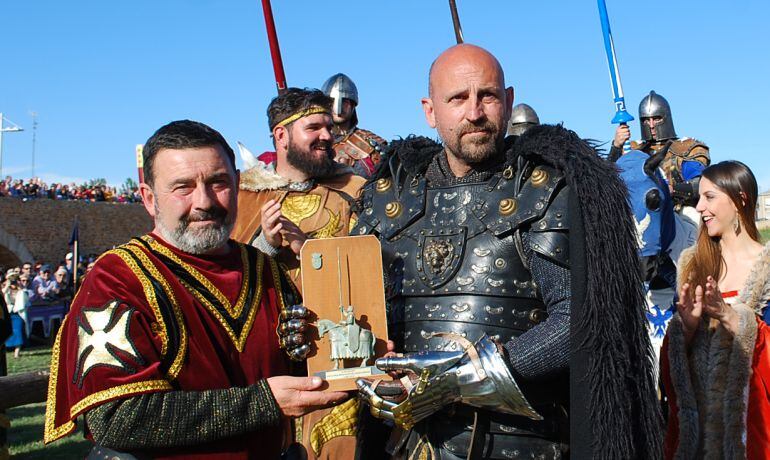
[{"xmin": 300, "ymin": 235, "xmax": 390, "ymax": 391}]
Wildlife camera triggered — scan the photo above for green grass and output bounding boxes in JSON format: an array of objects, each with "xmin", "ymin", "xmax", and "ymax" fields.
[
  {"xmin": 4, "ymin": 346, "xmax": 91, "ymax": 459},
  {"xmin": 6, "ymin": 347, "xmax": 53, "ymax": 375}
]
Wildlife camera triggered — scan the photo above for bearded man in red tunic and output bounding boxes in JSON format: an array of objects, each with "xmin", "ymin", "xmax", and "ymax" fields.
[{"xmin": 44, "ymin": 120, "xmax": 347, "ymax": 459}]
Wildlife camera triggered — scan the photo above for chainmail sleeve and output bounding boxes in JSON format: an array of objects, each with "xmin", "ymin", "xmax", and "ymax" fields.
[
  {"xmin": 85, "ymin": 379, "xmax": 281, "ymax": 450},
  {"xmin": 503, "ymin": 231, "xmax": 570, "ymax": 380}
]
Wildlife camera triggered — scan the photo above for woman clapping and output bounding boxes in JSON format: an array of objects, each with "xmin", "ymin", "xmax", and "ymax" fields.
[{"xmin": 662, "ymin": 161, "xmax": 770, "ymax": 459}]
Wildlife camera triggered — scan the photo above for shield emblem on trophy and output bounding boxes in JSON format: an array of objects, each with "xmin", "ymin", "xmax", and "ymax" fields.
[
  {"xmin": 300, "ymin": 235, "xmax": 391, "ymax": 391},
  {"xmin": 346, "ymin": 321, "xmax": 361, "ymax": 353},
  {"xmin": 415, "ymin": 227, "xmax": 467, "ymax": 289}
]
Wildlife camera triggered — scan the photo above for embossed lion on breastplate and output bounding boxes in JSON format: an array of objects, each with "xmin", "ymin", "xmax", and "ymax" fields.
[{"xmin": 424, "ymin": 239, "xmax": 454, "ymax": 275}]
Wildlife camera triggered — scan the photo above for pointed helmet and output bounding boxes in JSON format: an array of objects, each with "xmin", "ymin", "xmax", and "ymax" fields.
[
  {"xmin": 321, "ymin": 73, "xmax": 359, "ymax": 117},
  {"xmin": 639, "ymin": 91, "xmax": 677, "ymax": 141}
]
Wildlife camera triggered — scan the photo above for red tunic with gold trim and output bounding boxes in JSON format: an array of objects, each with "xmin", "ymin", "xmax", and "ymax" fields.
[{"xmin": 44, "ymin": 234, "xmax": 296, "ymax": 459}]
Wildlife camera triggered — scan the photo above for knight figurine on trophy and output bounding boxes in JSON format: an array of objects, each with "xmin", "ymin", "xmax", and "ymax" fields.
[{"xmin": 316, "ymin": 305, "xmax": 376, "ymax": 370}]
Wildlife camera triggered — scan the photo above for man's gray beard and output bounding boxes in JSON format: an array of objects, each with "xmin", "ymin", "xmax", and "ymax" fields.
[
  {"xmin": 441, "ymin": 133, "xmax": 504, "ymax": 165},
  {"xmin": 440, "ymin": 121, "xmax": 506, "ymax": 166},
  {"xmin": 154, "ymin": 205, "xmax": 234, "ymax": 255}
]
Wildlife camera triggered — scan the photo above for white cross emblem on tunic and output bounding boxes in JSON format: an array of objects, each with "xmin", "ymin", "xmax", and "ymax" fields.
[{"xmin": 75, "ymin": 300, "xmax": 142, "ymax": 386}]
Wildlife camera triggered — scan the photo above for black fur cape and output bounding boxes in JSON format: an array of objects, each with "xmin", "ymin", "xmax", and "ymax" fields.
[{"xmin": 366, "ymin": 124, "xmax": 663, "ymax": 459}]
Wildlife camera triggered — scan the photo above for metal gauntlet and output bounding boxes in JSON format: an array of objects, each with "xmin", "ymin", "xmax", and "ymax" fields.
[
  {"xmin": 671, "ymin": 175, "xmax": 700, "ymax": 208},
  {"xmin": 356, "ymin": 334, "xmax": 541, "ymax": 430},
  {"xmin": 277, "ymin": 304, "xmax": 310, "ymax": 361}
]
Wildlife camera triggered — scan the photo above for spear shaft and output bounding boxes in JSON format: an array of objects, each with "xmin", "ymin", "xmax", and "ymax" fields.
[
  {"xmin": 448, "ymin": 0, "xmax": 464, "ymax": 44},
  {"xmin": 597, "ymin": 0, "xmax": 633, "ymax": 151},
  {"xmin": 260, "ymin": 0, "xmax": 287, "ymax": 94}
]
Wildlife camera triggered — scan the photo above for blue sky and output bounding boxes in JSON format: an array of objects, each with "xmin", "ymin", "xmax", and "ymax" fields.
[{"xmin": 1, "ymin": 1, "xmax": 769, "ymax": 190}]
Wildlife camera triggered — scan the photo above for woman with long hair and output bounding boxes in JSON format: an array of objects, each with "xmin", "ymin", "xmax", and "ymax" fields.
[
  {"xmin": 2, "ymin": 273, "xmax": 29, "ymax": 358},
  {"xmin": 661, "ymin": 160, "xmax": 770, "ymax": 459}
]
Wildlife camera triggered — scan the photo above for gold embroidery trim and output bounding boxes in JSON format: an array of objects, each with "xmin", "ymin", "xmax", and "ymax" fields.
[
  {"xmin": 309, "ymin": 209, "xmax": 342, "ymax": 239},
  {"xmin": 44, "ymin": 246, "xmax": 186, "ymax": 444},
  {"xmin": 271, "ymin": 257, "xmax": 300, "ymax": 345},
  {"xmin": 119, "ymin": 243, "xmax": 188, "ymax": 379},
  {"xmin": 44, "ymin": 314, "xmax": 76, "ymax": 443},
  {"xmin": 310, "ymin": 399, "xmax": 359, "ymax": 455},
  {"xmin": 108, "ymin": 248, "xmax": 169, "ymax": 357},
  {"xmin": 270, "ymin": 256, "xmax": 299, "ymax": 310},
  {"xmin": 45, "ymin": 249, "xmax": 142, "ymax": 444},
  {"xmin": 408, "ymin": 435, "xmax": 436, "ymax": 460},
  {"xmin": 174, "ymin": 250, "xmax": 264, "ymax": 352},
  {"xmin": 70, "ymin": 380, "xmax": 173, "ymax": 419},
  {"xmin": 142, "ymin": 237, "xmax": 251, "ymax": 319},
  {"xmin": 282, "ymin": 194, "xmax": 322, "ymax": 226}
]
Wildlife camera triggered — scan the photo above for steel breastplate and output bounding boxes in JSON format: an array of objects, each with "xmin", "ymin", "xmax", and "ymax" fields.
[{"xmin": 381, "ymin": 180, "xmax": 547, "ymax": 352}]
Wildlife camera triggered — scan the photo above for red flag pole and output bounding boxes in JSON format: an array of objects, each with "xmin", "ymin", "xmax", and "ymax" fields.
[{"xmin": 260, "ymin": 0, "xmax": 287, "ymax": 94}]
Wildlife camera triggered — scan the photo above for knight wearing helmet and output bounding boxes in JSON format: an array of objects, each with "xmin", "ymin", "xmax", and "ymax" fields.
[
  {"xmin": 507, "ymin": 103, "xmax": 540, "ymax": 136},
  {"xmin": 610, "ymin": 91, "xmax": 710, "ymax": 212},
  {"xmin": 322, "ymin": 73, "xmax": 387, "ymax": 178}
]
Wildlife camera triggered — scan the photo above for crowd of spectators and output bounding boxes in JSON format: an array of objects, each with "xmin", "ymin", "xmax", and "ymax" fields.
[
  {"xmin": 2, "ymin": 252, "xmax": 97, "ymax": 357},
  {"xmin": 0, "ymin": 255, "xmax": 87, "ymax": 306},
  {"xmin": 2, "ymin": 254, "xmax": 98, "ymax": 300},
  {"xmin": 0, "ymin": 176, "xmax": 142, "ymax": 203}
]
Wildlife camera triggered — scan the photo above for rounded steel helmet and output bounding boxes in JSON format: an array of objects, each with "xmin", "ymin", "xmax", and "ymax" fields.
[
  {"xmin": 639, "ymin": 91, "xmax": 677, "ymax": 142},
  {"xmin": 321, "ymin": 73, "xmax": 359, "ymax": 117},
  {"xmin": 508, "ymin": 103, "xmax": 540, "ymax": 136}
]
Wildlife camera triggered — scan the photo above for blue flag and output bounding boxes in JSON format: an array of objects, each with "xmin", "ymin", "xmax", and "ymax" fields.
[{"xmin": 68, "ymin": 220, "xmax": 79, "ymax": 246}]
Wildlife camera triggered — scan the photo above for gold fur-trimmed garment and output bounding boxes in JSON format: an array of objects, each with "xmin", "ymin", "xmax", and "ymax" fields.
[
  {"xmin": 661, "ymin": 242, "xmax": 770, "ymax": 459},
  {"xmin": 232, "ymin": 162, "xmax": 365, "ymax": 459},
  {"xmin": 231, "ymin": 161, "xmax": 364, "ymax": 293}
]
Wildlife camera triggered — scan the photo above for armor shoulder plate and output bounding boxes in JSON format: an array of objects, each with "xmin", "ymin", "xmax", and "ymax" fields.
[
  {"xmin": 477, "ymin": 164, "xmax": 566, "ymax": 237},
  {"xmin": 669, "ymin": 138, "xmax": 709, "ymax": 161},
  {"xmin": 354, "ymin": 175, "xmax": 426, "ymax": 239},
  {"xmin": 528, "ymin": 183, "xmax": 570, "ymax": 267},
  {"xmin": 335, "ymin": 129, "xmax": 386, "ymax": 163},
  {"xmin": 356, "ymin": 128, "xmax": 387, "ymax": 147}
]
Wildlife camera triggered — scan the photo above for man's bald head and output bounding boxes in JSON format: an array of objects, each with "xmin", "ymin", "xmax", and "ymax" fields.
[
  {"xmin": 422, "ymin": 44, "xmax": 514, "ymax": 176},
  {"xmin": 428, "ymin": 44, "xmax": 506, "ymax": 97}
]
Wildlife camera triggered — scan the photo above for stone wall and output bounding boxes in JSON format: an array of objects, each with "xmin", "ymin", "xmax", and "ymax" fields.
[{"xmin": 0, "ymin": 199, "xmax": 152, "ymax": 268}]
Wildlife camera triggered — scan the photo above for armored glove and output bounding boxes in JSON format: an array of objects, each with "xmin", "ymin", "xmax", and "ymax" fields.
[
  {"xmin": 277, "ymin": 304, "xmax": 310, "ymax": 361},
  {"xmin": 671, "ymin": 173, "xmax": 700, "ymax": 208},
  {"xmin": 356, "ymin": 333, "xmax": 541, "ymax": 430}
]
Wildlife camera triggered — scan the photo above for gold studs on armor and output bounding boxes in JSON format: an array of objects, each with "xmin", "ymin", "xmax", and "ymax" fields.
[
  {"xmin": 376, "ymin": 178, "xmax": 392, "ymax": 193},
  {"xmin": 499, "ymin": 198, "xmax": 518, "ymax": 216},
  {"xmin": 385, "ymin": 201, "xmax": 402, "ymax": 218},
  {"xmin": 530, "ymin": 167, "xmax": 548, "ymax": 187}
]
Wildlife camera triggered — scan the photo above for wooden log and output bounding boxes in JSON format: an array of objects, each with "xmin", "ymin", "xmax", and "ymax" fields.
[{"xmin": 0, "ymin": 371, "xmax": 49, "ymax": 410}]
